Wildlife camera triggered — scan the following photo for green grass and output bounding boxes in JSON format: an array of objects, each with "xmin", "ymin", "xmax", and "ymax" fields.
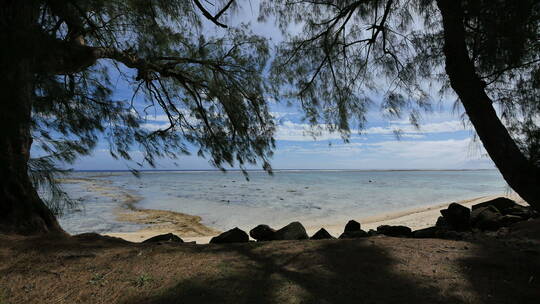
[{"xmin": 133, "ymin": 274, "xmax": 153, "ymax": 288}]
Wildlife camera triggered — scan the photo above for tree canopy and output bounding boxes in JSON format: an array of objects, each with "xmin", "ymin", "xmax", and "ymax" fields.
[
  {"xmin": 17, "ymin": 0, "xmax": 278, "ymax": 211},
  {"xmin": 258, "ymin": 0, "xmax": 540, "ymax": 208},
  {"xmin": 260, "ymin": 0, "xmax": 539, "ymax": 157}
]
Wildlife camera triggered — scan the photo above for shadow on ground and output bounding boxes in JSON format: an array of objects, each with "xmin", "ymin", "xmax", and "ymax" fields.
[
  {"xmin": 123, "ymin": 238, "xmax": 465, "ymax": 304},
  {"xmin": 120, "ymin": 224, "xmax": 540, "ymax": 304},
  {"xmin": 1, "ymin": 221, "xmax": 539, "ymax": 304}
]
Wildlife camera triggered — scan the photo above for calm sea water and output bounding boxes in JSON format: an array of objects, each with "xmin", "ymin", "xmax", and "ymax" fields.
[{"xmin": 59, "ymin": 170, "xmax": 508, "ymax": 234}]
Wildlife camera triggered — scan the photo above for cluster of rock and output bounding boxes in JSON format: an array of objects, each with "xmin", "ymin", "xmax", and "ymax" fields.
[
  {"xmin": 142, "ymin": 197, "xmax": 538, "ymax": 244},
  {"xmin": 412, "ymin": 197, "xmax": 538, "ymax": 239}
]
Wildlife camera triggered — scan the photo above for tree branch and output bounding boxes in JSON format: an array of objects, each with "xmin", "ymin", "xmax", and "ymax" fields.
[{"xmin": 192, "ymin": 0, "xmax": 233, "ymax": 28}]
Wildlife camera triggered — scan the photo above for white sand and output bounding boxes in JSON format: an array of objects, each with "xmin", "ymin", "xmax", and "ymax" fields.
[{"xmin": 106, "ymin": 193, "xmax": 525, "ymax": 244}]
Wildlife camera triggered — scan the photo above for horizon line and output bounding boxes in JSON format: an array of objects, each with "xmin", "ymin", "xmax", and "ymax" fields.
[{"xmin": 71, "ymin": 168, "xmax": 497, "ymax": 172}]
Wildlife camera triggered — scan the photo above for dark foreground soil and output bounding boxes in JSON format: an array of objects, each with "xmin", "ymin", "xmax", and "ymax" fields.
[{"xmin": 1, "ymin": 220, "xmax": 539, "ymax": 304}]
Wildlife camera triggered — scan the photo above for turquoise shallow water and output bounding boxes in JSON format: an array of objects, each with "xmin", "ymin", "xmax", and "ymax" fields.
[{"xmin": 59, "ymin": 170, "xmax": 508, "ymax": 234}]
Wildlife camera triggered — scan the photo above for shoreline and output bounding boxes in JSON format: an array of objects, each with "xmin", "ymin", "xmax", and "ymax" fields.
[
  {"xmin": 106, "ymin": 193, "xmax": 522, "ymax": 244},
  {"xmin": 59, "ymin": 177, "xmax": 519, "ymax": 244}
]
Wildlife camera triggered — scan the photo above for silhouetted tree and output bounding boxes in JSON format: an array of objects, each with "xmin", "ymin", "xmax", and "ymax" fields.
[
  {"xmin": 260, "ymin": 0, "xmax": 540, "ymax": 209},
  {"xmin": 0, "ymin": 0, "xmax": 274, "ymax": 234}
]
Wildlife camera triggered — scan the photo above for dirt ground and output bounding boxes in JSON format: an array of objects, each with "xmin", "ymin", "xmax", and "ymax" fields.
[{"xmin": 1, "ymin": 220, "xmax": 539, "ymax": 304}]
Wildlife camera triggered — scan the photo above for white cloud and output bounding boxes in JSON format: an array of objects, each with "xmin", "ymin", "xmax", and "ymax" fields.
[
  {"xmin": 363, "ymin": 120, "xmax": 469, "ymax": 135},
  {"xmin": 275, "ymin": 138, "xmax": 492, "ymax": 169},
  {"xmin": 140, "ymin": 123, "xmax": 169, "ymax": 131},
  {"xmin": 274, "ymin": 119, "xmax": 470, "ymax": 141},
  {"xmin": 274, "ymin": 121, "xmax": 350, "ymax": 141}
]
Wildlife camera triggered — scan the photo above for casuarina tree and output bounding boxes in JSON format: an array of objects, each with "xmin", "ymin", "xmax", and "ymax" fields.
[
  {"xmin": 259, "ymin": 0, "xmax": 540, "ymax": 209},
  {"xmin": 0, "ymin": 0, "xmax": 274, "ymax": 234}
]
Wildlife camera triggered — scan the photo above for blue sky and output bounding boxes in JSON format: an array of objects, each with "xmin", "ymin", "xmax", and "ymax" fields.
[{"xmin": 42, "ymin": 3, "xmax": 496, "ymax": 171}]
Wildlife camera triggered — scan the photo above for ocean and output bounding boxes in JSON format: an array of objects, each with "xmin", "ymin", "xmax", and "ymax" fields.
[{"xmin": 58, "ymin": 170, "xmax": 508, "ymax": 235}]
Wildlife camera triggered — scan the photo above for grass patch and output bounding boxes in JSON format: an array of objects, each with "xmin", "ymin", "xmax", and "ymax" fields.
[{"xmin": 133, "ymin": 274, "xmax": 153, "ymax": 288}]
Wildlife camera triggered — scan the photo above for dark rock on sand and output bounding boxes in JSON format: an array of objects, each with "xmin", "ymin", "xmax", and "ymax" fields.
[
  {"xmin": 472, "ymin": 197, "xmax": 536, "ymax": 221},
  {"xmin": 507, "ymin": 206, "xmax": 537, "ymax": 220},
  {"xmin": 470, "ymin": 206, "xmax": 504, "ymax": 231},
  {"xmin": 339, "ymin": 230, "xmax": 368, "ymax": 239},
  {"xmin": 142, "ymin": 233, "xmax": 183, "ymax": 244},
  {"xmin": 435, "ymin": 216, "xmax": 452, "ymax": 230},
  {"xmin": 500, "ymin": 215, "xmax": 525, "ymax": 226},
  {"xmin": 367, "ymin": 229, "xmax": 378, "ymax": 236},
  {"xmin": 344, "ymin": 220, "xmax": 361, "ymax": 232},
  {"xmin": 311, "ymin": 228, "xmax": 335, "ymax": 240},
  {"xmin": 412, "ymin": 227, "xmax": 439, "ymax": 238},
  {"xmin": 210, "ymin": 227, "xmax": 249, "ymax": 244},
  {"xmin": 377, "ymin": 225, "xmax": 412, "ymax": 237},
  {"xmin": 249, "ymin": 224, "xmax": 276, "ymax": 241},
  {"xmin": 274, "ymin": 222, "xmax": 309, "ymax": 240},
  {"xmin": 472, "ymin": 197, "xmax": 519, "ymax": 213},
  {"xmin": 440, "ymin": 203, "xmax": 471, "ymax": 231}
]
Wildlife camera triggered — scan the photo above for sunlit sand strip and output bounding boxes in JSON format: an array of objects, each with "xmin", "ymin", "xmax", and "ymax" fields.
[
  {"xmin": 60, "ymin": 177, "xmax": 525, "ymax": 244},
  {"xmin": 109, "ymin": 194, "xmax": 524, "ymax": 244},
  {"xmin": 317, "ymin": 194, "xmax": 524, "ymax": 237},
  {"xmin": 59, "ymin": 177, "xmax": 220, "ymax": 242}
]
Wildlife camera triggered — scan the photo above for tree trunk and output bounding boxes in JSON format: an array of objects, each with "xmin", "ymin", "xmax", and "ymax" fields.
[
  {"xmin": 436, "ymin": 0, "xmax": 540, "ymax": 210},
  {"xmin": 0, "ymin": 1, "xmax": 65, "ymax": 234}
]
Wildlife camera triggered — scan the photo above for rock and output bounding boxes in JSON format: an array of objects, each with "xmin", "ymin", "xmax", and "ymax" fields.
[
  {"xmin": 344, "ymin": 220, "xmax": 361, "ymax": 232},
  {"xmin": 440, "ymin": 203, "xmax": 471, "ymax": 231},
  {"xmin": 435, "ymin": 216, "xmax": 452, "ymax": 229},
  {"xmin": 472, "ymin": 197, "xmax": 519, "ymax": 213},
  {"xmin": 505, "ymin": 205, "xmax": 536, "ymax": 220},
  {"xmin": 470, "ymin": 206, "xmax": 504, "ymax": 231},
  {"xmin": 471, "ymin": 196, "xmax": 534, "ymax": 221},
  {"xmin": 249, "ymin": 224, "xmax": 276, "ymax": 241},
  {"xmin": 274, "ymin": 222, "xmax": 308, "ymax": 240},
  {"xmin": 500, "ymin": 215, "xmax": 524, "ymax": 226},
  {"xmin": 142, "ymin": 233, "xmax": 183, "ymax": 244},
  {"xmin": 210, "ymin": 227, "xmax": 249, "ymax": 244},
  {"xmin": 311, "ymin": 228, "xmax": 335, "ymax": 240},
  {"xmin": 412, "ymin": 227, "xmax": 438, "ymax": 238},
  {"xmin": 367, "ymin": 229, "xmax": 378, "ymax": 236},
  {"xmin": 438, "ymin": 230, "xmax": 468, "ymax": 240},
  {"xmin": 339, "ymin": 230, "xmax": 368, "ymax": 239},
  {"xmin": 377, "ymin": 225, "xmax": 412, "ymax": 237}
]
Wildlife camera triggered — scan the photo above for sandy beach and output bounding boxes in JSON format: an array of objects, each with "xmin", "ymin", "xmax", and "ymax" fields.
[
  {"xmin": 105, "ymin": 193, "xmax": 524, "ymax": 244},
  {"xmin": 58, "ymin": 174, "xmax": 520, "ymax": 244}
]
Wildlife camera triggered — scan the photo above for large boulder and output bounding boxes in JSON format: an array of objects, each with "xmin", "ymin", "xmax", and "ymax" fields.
[
  {"xmin": 472, "ymin": 197, "xmax": 535, "ymax": 220},
  {"xmin": 472, "ymin": 197, "xmax": 519, "ymax": 213},
  {"xmin": 470, "ymin": 205, "xmax": 504, "ymax": 231},
  {"xmin": 367, "ymin": 229, "xmax": 378, "ymax": 236},
  {"xmin": 506, "ymin": 206, "xmax": 537, "ymax": 220},
  {"xmin": 210, "ymin": 227, "xmax": 249, "ymax": 244},
  {"xmin": 440, "ymin": 203, "xmax": 471, "ymax": 231},
  {"xmin": 249, "ymin": 224, "xmax": 276, "ymax": 241},
  {"xmin": 274, "ymin": 222, "xmax": 309, "ymax": 240},
  {"xmin": 311, "ymin": 228, "xmax": 335, "ymax": 240},
  {"xmin": 500, "ymin": 215, "xmax": 525, "ymax": 226},
  {"xmin": 435, "ymin": 216, "xmax": 452, "ymax": 229},
  {"xmin": 412, "ymin": 227, "xmax": 439, "ymax": 239},
  {"xmin": 377, "ymin": 225, "xmax": 412, "ymax": 237},
  {"xmin": 142, "ymin": 233, "xmax": 183, "ymax": 244},
  {"xmin": 339, "ymin": 230, "xmax": 368, "ymax": 239},
  {"xmin": 344, "ymin": 220, "xmax": 361, "ymax": 232}
]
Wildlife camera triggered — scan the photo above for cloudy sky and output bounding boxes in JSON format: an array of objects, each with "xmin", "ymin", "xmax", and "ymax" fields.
[{"xmin": 64, "ymin": 2, "xmax": 496, "ymax": 171}]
